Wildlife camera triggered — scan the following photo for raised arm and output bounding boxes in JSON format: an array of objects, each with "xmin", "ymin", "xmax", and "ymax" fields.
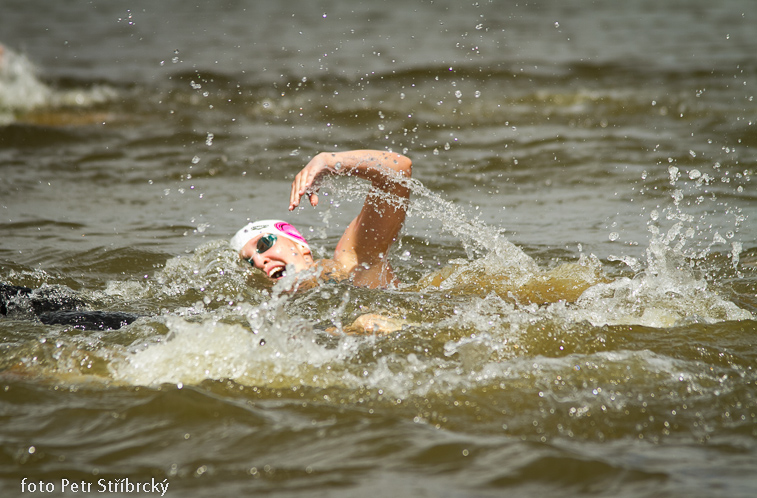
[{"xmin": 289, "ymin": 150, "xmax": 412, "ymax": 287}]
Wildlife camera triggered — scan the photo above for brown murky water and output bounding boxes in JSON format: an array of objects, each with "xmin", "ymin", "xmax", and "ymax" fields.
[{"xmin": 1, "ymin": 1, "xmax": 756, "ymax": 496}]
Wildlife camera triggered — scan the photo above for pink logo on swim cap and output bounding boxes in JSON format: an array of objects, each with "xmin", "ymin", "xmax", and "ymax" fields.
[{"xmin": 274, "ymin": 221, "xmax": 308, "ymax": 246}]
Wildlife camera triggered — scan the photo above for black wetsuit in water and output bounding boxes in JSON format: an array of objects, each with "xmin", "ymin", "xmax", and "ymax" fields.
[{"xmin": 0, "ymin": 284, "xmax": 139, "ymax": 330}]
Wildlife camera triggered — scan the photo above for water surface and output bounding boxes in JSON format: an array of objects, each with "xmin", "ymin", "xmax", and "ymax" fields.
[{"xmin": 1, "ymin": 1, "xmax": 756, "ymax": 497}]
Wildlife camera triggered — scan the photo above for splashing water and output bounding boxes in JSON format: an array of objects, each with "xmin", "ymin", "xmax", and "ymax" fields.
[
  {"xmin": 103, "ymin": 174, "xmax": 751, "ymax": 392},
  {"xmin": 316, "ymin": 172, "xmax": 537, "ymax": 267}
]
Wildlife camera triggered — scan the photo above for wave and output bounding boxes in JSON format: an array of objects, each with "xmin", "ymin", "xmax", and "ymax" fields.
[{"xmin": 0, "ymin": 44, "xmax": 118, "ymax": 124}]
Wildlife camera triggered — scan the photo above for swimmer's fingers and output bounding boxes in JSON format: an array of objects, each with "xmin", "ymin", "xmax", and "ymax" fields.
[
  {"xmin": 289, "ymin": 160, "xmax": 326, "ymax": 210},
  {"xmin": 288, "ymin": 175, "xmax": 306, "ymax": 210},
  {"xmin": 289, "ymin": 171, "xmax": 318, "ymax": 210},
  {"xmin": 288, "ymin": 168, "xmax": 308, "ymax": 209}
]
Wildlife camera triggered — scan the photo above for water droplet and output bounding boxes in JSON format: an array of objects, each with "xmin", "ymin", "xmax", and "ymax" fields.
[
  {"xmin": 688, "ymin": 169, "xmax": 701, "ymax": 180},
  {"xmin": 609, "ymin": 232, "xmax": 619, "ymax": 241},
  {"xmin": 668, "ymin": 165, "xmax": 679, "ymax": 183}
]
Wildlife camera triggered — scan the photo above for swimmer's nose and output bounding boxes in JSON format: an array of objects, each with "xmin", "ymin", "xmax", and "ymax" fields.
[{"xmin": 250, "ymin": 251, "xmax": 271, "ymax": 270}]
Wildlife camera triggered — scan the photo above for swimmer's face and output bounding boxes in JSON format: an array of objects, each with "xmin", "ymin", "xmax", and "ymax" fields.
[{"xmin": 239, "ymin": 233, "xmax": 314, "ymax": 280}]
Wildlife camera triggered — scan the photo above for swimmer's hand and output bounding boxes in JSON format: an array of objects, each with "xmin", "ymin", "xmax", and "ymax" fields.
[
  {"xmin": 289, "ymin": 152, "xmax": 333, "ymax": 211},
  {"xmin": 325, "ymin": 313, "xmax": 409, "ymax": 335}
]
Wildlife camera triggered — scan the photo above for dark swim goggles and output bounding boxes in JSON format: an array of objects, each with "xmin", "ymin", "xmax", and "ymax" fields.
[{"xmin": 246, "ymin": 233, "xmax": 277, "ymax": 266}]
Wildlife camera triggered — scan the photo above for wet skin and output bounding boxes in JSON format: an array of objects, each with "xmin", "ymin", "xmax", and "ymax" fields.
[
  {"xmin": 237, "ymin": 150, "xmax": 411, "ymax": 288},
  {"xmin": 239, "ymin": 234, "xmax": 314, "ymax": 280}
]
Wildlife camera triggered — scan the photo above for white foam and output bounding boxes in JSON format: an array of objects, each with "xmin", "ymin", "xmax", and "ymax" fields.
[
  {"xmin": 0, "ymin": 45, "xmax": 117, "ymax": 121},
  {"xmin": 0, "ymin": 46, "xmax": 51, "ymax": 116},
  {"xmin": 110, "ymin": 313, "xmax": 330, "ymax": 387}
]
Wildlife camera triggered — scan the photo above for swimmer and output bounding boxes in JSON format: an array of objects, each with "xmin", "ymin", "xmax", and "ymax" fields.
[
  {"xmin": 231, "ymin": 150, "xmax": 412, "ymax": 289},
  {"xmin": 0, "ymin": 283, "xmax": 139, "ymax": 330},
  {"xmin": 230, "ymin": 150, "xmax": 412, "ymax": 335}
]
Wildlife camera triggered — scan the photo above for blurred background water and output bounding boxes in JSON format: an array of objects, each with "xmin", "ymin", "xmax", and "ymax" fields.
[{"xmin": 1, "ymin": 1, "xmax": 756, "ymax": 497}]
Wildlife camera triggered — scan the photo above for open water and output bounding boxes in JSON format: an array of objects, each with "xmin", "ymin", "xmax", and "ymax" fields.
[{"xmin": 1, "ymin": 1, "xmax": 756, "ymax": 497}]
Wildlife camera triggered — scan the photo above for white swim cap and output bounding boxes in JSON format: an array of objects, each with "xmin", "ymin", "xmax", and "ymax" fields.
[{"xmin": 230, "ymin": 220, "xmax": 310, "ymax": 254}]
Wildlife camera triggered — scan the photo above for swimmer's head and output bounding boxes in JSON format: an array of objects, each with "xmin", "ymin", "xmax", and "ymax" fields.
[{"xmin": 230, "ymin": 220, "xmax": 313, "ymax": 280}]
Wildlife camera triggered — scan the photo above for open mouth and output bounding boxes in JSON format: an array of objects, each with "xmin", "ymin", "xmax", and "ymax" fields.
[{"xmin": 268, "ymin": 267, "xmax": 286, "ymax": 280}]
